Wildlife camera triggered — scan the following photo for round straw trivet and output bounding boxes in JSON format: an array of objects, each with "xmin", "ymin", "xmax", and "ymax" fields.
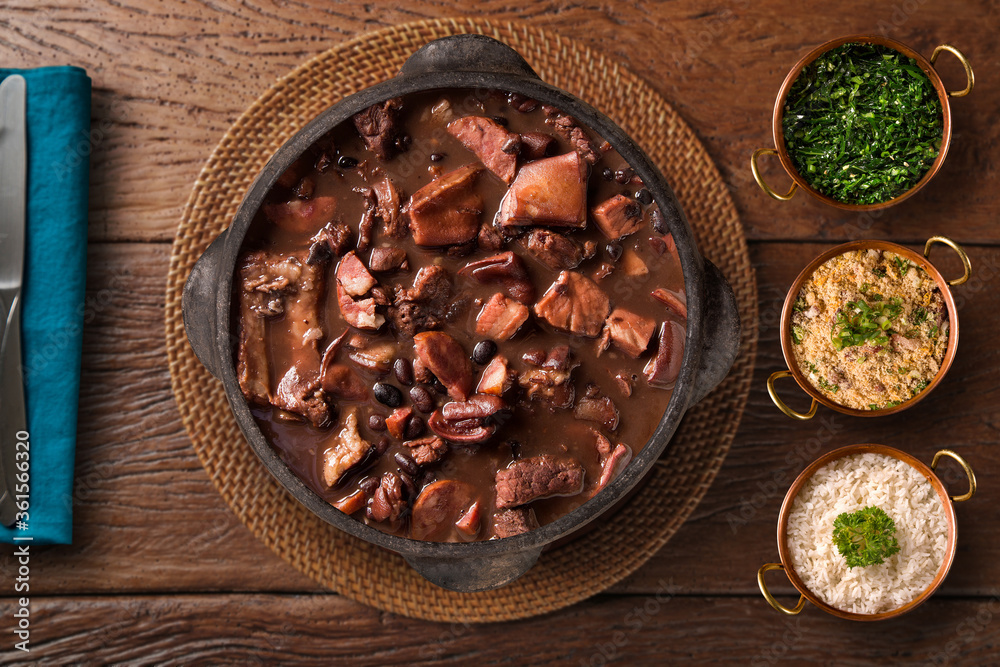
[{"xmin": 165, "ymin": 17, "xmax": 758, "ymax": 622}]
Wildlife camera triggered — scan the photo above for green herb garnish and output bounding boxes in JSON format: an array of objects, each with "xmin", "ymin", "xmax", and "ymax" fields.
[
  {"xmin": 873, "ymin": 267, "xmax": 887, "ymax": 279},
  {"xmin": 831, "ymin": 299, "xmax": 901, "ymax": 350},
  {"xmin": 817, "ymin": 377, "xmax": 839, "ymax": 393},
  {"xmin": 911, "ymin": 307, "xmax": 928, "ymax": 325},
  {"xmin": 894, "ymin": 256, "xmax": 913, "ymax": 277},
  {"xmin": 832, "ymin": 506, "xmax": 901, "ymax": 568},
  {"xmin": 792, "ymin": 325, "xmax": 805, "ymax": 345},
  {"xmin": 782, "ymin": 43, "xmax": 943, "ymax": 205},
  {"xmin": 793, "ymin": 297, "xmax": 808, "ymax": 313},
  {"xmin": 912, "ymin": 379, "xmax": 930, "ymax": 395},
  {"xmin": 860, "ymin": 282, "xmax": 871, "ymax": 294}
]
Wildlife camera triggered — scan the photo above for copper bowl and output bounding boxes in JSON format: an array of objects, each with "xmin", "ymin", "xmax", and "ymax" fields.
[
  {"xmin": 758, "ymin": 444, "xmax": 975, "ymax": 621},
  {"xmin": 767, "ymin": 236, "xmax": 970, "ymax": 420},
  {"xmin": 751, "ymin": 34, "xmax": 975, "ymax": 211}
]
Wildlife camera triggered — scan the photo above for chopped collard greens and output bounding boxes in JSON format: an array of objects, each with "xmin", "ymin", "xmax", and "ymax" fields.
[{"xmin": 782, "ymin": 43, "xmax": 943, "ymax": 206}]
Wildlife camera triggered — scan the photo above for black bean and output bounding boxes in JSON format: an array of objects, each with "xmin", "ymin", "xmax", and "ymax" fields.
[
  {"xmin": 606, "ymin": 243, "xmax": 623, "ymax": 261},
  {"xmin": 338, "ymin": 155, "xmax": 358, "ymax": 169},
  {"xmin": 635, "ymin": 188, "xmax": 653, "ymax": 206},
  {"xmin": 430, "ymin": 376, "xmax": 447, "ymax": 394},
  {"xmin": 404, "ymin": 416, "xmax": 425, "ymax": 440},
  {"xmin": 395, "ymin": 134, "xmax": 412, "ymax": 151},
  {"xmin": 395, "ymin": 452, "xmax": 420, "ymax": 476},
  {"xmin": 472, "ymin": 340, "xmax": 498, "ymax": 365},
  {"xmin": 522, "ymin": 349, "xmax": 546, "ymax": 366},
  {"xmin": 409, "ymin": 385, "xmax": 435, "ymax": 413},
  {"xmin": 393, "ymin": 358, "xmax": 414, "ymax": 386},
  {"xmin": 506, "ymin": 439, "xmax": 523, "ymax": 459},
  {"xmin": 359, "ymin": 476, "xmax": 380, "ymax": 495},
  {"xmin": 373, "ymin": 382, "xmax": 402, "ymax": 407},
  {"xmin": 374, "ymin": 436, "xmax": 391, "ymax": 455},
  {"xmin": 650, "ymin": 207, "xmax": 667, "ymax": 234},
  {"xmin": 501, "ymin": 136, "xmax": 522, "ymax": 155},
  {"xmin": 399, "ymin": 471, "xmax": 417, "ymax": 499},
  {"xmin": 368, "ymin": 414, "xmax": 387, "ymax": 432},
  {"xmin": 430, "ymin": 152, "xmax": 446, "ymax": 162},
  {"xmin": 491, "ymin": 114, "xmax": 509, "ymax": 127},
  {"xmin": 614, "ymin": 168, "xmax": 634, "ymax": 185},
  {"xmin": 601, "ymin": 167, "xmax": 614, "ymax": 181}
]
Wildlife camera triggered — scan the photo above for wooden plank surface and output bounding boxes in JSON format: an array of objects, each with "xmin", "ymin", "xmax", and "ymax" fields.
[
  {"xmin": 0, "ymin": 1, "xmax": 998, "ymax": 663},
  {"xmin": 0, "ymin": 1, "xmax": 996, "ymax": 244}
]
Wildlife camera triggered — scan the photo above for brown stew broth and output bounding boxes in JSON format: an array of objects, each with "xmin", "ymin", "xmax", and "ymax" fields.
[{"xmin": 236, "ymin": 89, "xmax": 686, "ymax": 541}]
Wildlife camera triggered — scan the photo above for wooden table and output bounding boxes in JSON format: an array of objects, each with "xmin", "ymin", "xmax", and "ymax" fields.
[{"xmin": 2, "ymin": 1, "xmax": 998, "ymax": 663}]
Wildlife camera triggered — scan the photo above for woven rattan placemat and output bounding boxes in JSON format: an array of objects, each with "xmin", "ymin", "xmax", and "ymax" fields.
[{"xmin": 165, "ymin": 17, "xmax": 758, "ymax": 622}]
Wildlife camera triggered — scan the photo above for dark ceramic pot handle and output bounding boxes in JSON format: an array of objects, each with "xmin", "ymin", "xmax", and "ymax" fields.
[
  {"xmin": 398, "ymin": 34, "xmax": 539, "ymax": 79},
  {"xmin": 691, "ymin": 259, "xmax": 741, "ymax": 404},
  {"xmin": 182, "ymin": 231, "xmax": 228, "ymax": 379},
  {"xmin": 404, "ymin": 549, "xmax": 541, "ymax": 592}
]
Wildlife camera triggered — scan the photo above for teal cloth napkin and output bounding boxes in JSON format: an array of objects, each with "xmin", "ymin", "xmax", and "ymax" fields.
[{"xmin": 0, "ymin": 66, "xmax": 91, "ymax": 545}]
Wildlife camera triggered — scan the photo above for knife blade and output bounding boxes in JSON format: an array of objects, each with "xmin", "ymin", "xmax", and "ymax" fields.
[{"xmin": 0, "ymin": 74, "xmax": 27, "ymax": 528}]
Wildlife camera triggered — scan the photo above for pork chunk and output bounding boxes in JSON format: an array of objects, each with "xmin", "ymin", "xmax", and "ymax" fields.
[
  {"xmin": 601, "ymin": 308, "xmax": 656, "ymax": 358},
  {"xmin": 534, "ymin": 271, "xmax": 611, "ymax": 338},
  {"xmin": 406, "ymin": 164, "xmax": 484, "ymax": 246},
  {"xmin": 275, "ymin": 366, "xmax": 329, "ymax": 427},
  {"xmin": 322, "ymin": 411, "xmax": 371, "ymax": 487},
  {"xmin": 476, "ymin": 293, "xmax": 530, "ymax": 341},
  {"xmin": 497, "ymin": 152, "xmax": 588, "ymax": 228},
  {"xmin": 447, "ymin": 116, "xmax": 519, "ymax": 184},
  {"xmin": 524, "ymin": 229, "xmax": 583, "ymax": 270},
  {"xmin": 591, "ymin": 194, "xmax": 643, "ymax": 241}
]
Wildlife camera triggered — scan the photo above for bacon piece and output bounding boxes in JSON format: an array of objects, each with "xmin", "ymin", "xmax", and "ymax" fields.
[
  {"xmin": 651, "ymin": 288, "xmax": 688, "ymax": 320},
  {"xmin": 263, "ymin": 196, "xmax": 337, "ymax": 235},
  {"xmin": 591, "ymin": 194, "xmax": 643, "ymax": 241},
  {"xmin": 601, "ymin": 308, "xmax": 656, "ymax": 358},
  {"xmin": 497, "ymin": 152, "xmax": 588, "ymax": 228},
  {"xmin": 476, "ymin": 355, "xmax": 516, "ymax": 396},
  {"xmin": 447, "ymin": 116, "xmax": 519, "ymax": 184},
  {"xmin": 596, "ymin": 443, "xmax": 632, "ymax": 491},
  {"xmin": 411, "ymin": 480, "xmax": 479, "ymax": 541},
  {"xmin": 644, "ymin": 321, "xmax": 685, "ymax": 388},
  {"xmin": 332, "ymin": 490, "xmax": 367, "ymax": 515},
  {"xmin": 274, "ymin": 366, "xmax": 329, "ymax": 427},
  {"xmin": 475, "ymin": 293, "xmax": 529, "ymax": 341},
  {"xmin": 413, "ymin": 331, "xmax": 474, "ymax": 400},
  {"xmin": 459, "ymin": 251, "xmax": 536, "ymax": 305},
  {"xmin": 518, "ymin": 345, "xmax": 578, "ymax": 410},
  {"xmin": 406, "ymin": 164, "xmax": 484, "ymax": 246},
  {"xmin": 455, "ymin": 500, "xmax": 482, "ymax": 538},
  {"xmin": 533, "ymin": 271, "xmax": 611, "ymax": 338}
]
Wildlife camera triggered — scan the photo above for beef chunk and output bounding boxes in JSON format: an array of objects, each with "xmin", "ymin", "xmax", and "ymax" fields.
[
  {"xmin": 274, "ymin": 366, "xmax": 329, "ymax": 427},
  {"xmin": 492, "ymin": 507, "xmax": 539, "ymax": 538},
  {"xmin": 644, "ymin": 320, "xmax": 684, "ymax": 388},
  {"xmin": 387, "ymin": 266, "xmax": 454, "ymax": 338},
  {"xmin": 600, "ymin": 308, "xmax": 656, "ymax": 359},
  {"xmin": 519, "ymin": 132, "xmax": 556, "ymax": 160},
  {"xmin": 413, "ymin": 331, "xmax": 474, "ymax": 400},
  {"xmin": 368, "ymin": 471, "xmax": 408, "ymax": 526},
  {"xmin": 518, "ymin": 345, "xmax": 578, "ymax": 410},
  {"xmin": 458, "ymin": 251, "xmax": 536, "ymax": 305},
  {"xmin": 477, "ymin": 223, "xmax": 505, "ymax": 251},
  {"xmin": 307, "ymin": 221, "xmax": 352, "ymax": 264},
  {"xmin": 368, "ymin": 246, "xmax": 408, "ymax": 273},
  {"xmin": 263, "ymin": 196, "xmax": 337, "ymax": 235},
  {"xmin": 405, "ymin": 164, "xmax": 484, "ymax": 246},
  {"xmin": 591, "ymin": 194, "xmax": 643, "ymax": 241},
  {"xmin": 497, "ymin": 152, "xmax": 588, "ymax": 229},
  {"xmin": 543, "ymin": 108, "xmax": 601, "ymax": 164},
  {"xmin": 476, "ymin": 293, "xmax": 529, "ymax": 341},
  {"xmin": 403, "ymin": 435, "xmax": 448, "ymax": 466},
  {"xmin": 525, "ymin": 229, "xmax": 583, "ymax": 270},
  {"xmin": 534, "ymin": 270, "xmax": 611, "ymax": 338},
  {"xmin": 353, "ymin": 98, "xmax": 405, "ymax": 160},
  {"xmin": 447, "ymin": 116, "xmax": 519, "ymax": 184},
  {"xmin": 322, "ymin": 411, "xmax": 371, "ymax": 487},
  {"xmin": 495, "ymin": 455, "xmax": 585, "ymax": 508}
]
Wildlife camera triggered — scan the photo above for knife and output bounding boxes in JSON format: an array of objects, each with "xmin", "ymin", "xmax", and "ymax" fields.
[{"xmin": 0, "ymin": 74, "xmax": 27, "ymax": 528}]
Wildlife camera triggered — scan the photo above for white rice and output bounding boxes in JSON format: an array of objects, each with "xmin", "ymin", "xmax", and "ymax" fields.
[{"xmin": 786, "ymin": 452, "xmax": 949, "ymax": 614}]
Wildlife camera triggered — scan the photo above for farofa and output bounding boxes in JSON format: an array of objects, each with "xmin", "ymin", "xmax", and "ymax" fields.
[{"xmin": 791, "ymin": 249, "xmax": 948, "ymax": 410}]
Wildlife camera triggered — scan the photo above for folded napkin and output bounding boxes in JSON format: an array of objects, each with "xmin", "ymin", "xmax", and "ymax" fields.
[{"xmin": 0, "ymin": 66, "xmax": 91, "ymax": 545}]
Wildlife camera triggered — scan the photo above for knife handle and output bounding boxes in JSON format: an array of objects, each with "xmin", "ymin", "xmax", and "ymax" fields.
[{"xmin": 0, "ymin": 292, "xmax": 26, "ymax": 527}]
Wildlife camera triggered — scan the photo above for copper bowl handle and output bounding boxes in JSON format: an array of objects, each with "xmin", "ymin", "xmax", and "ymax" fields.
[
  {"xmin": 930, "ymin": 45, "xmax": 975, "ymax": 98},
  {"xmin": 751, "ymin": 148, "xmax": 797, "ymax": 201},
  {"xmin": 931, "ymin": 449, "xmax": 977, "ymax": 502},
  {"xmin": 767, "ymin": 370, "xmax": 818, "ymax": 420},
  {"xmin": 924, "ymin": 236, "xmax": 972, "ymax": 286},
  {"xmin": 758, "ymin": 563, "xmax": 806, "ymax": 615}
]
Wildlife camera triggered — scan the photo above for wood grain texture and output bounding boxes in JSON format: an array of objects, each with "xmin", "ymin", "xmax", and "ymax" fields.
[
  {"xmin": 2, "ymin": 593, "xmax": 999, "ymax": 665},
  {"xmin": 1, "ymin": 241, "xmax": 997, "ymax": 601},
  {"xmin": 0, "ymin": 1, "xmax": 996, "ymax": 244}
]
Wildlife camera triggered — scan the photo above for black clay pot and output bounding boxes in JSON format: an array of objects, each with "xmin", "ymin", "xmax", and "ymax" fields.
[{"xmin": 183, "ymin": 34, "xmax": 741, "ymax": 592}]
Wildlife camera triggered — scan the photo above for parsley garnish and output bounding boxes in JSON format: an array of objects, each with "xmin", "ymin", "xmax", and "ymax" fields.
[
  {"xmin": 833, "ymin": 506, "xmax": 901, "ymax": 568},
  {"xmin": 782, "ymin": 43, "xmax": 943, "ymax": 206}
]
